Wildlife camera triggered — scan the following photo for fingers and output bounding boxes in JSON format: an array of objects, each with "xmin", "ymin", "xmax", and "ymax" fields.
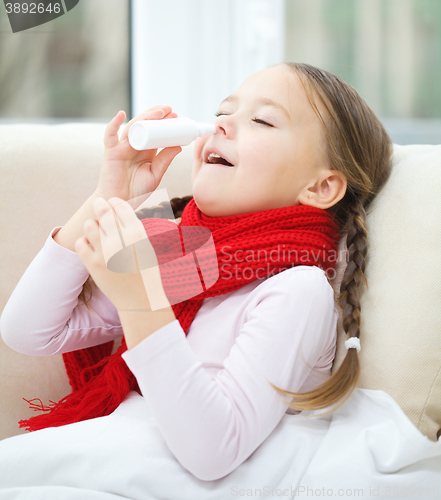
[
  {"xmin": 92, "ymin": 197, "xmax": 113, "ymax": 229},
  {"xmin": 104, "ymin": 110, "xmax": 126, "ymax": 149},
  {"xmin": 93, "ymin": 197, "xmax": 148, "ymax": 263},
  {"xmin": 74, "ymin": 234, "xmax": 93, "ymax": 265},
  {"xmin": 92, "ymin": 197, "xmax": 124, "ymax": 264},
  {"xmin": 119, "ymin": 105, "xmax": 178, "ymax": 143},
  {"xmin": 107, "ymin": 197, "xmax": 147, "ymax": 247},
  {"xmin": 93, "ymin": 196, "xmax": 162, "ymax": 276},
  {"xmin": 75, "ymin": 219, "xmax": 102, "ymax": 264}
]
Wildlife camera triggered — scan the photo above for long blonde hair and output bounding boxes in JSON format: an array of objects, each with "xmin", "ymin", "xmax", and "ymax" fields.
[{"xmin": 79, "ymin": 62, "xmax": 393, "ymax": 416}]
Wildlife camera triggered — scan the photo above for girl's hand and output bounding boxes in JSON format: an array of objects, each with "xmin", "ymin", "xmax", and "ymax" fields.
[
  {"xmin": 94, "ymin": 106, "xmax": 182, "ymax": 205},
  {"xmin": 75, "ymin": 196, "xmax": 170, "ymax": 312}
]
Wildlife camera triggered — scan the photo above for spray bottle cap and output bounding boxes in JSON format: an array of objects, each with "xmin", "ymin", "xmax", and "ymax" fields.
[{"xmin": 197, "ymin": 123, "xmax": 216, "ymax": 137}]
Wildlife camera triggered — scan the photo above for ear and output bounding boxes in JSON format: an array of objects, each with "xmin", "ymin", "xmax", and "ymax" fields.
[{"xmin": 298, "ymin": 169, "xmax": 347, "ymax": 209}]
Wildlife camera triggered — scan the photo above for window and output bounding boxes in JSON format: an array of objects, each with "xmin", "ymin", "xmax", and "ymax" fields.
[
  {"xmin": 285, "ymin": 0, "xmax": 441, "ymax": 144},
  {"xmin": 0, "ymin": 0, "xmax": 130, "ymax": 123},
  {"xmin": 3, "ymin": 0, "xmax": 440, "ymax": 144},
  {"xmin": 132, "ymin": 0, "xmax": 441, "ymax": 144}
]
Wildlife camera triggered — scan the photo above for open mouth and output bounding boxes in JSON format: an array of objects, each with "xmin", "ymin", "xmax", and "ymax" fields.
[{"xmin": 205, "ymin": 153, "xmax": 234, "ymax": 167}]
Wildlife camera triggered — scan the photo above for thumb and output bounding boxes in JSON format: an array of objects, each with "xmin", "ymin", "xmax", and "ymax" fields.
[{"xmin": 150, "ymin": 146, "xmax": 183, "ymax": 184}]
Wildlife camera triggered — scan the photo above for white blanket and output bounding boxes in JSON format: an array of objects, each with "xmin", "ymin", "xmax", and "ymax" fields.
[{"xmin": 0, "ymin": 388, "xmax": 439, "ymax": 500}]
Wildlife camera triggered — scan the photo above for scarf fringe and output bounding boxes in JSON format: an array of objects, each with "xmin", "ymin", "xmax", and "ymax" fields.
[{"xmin": 18, "ymin": 340, "xmax": 137, "ymax": 432}]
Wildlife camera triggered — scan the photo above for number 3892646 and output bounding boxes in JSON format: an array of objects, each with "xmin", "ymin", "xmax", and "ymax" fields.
[{"xmin": 5, "ymin": 3, "xmax": 62, "ymax": 14}]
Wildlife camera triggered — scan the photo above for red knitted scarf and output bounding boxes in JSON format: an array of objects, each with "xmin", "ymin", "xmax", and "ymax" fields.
[{"xmin": 19, "ymin": 199, "xmax": 340, "ymax": 432}]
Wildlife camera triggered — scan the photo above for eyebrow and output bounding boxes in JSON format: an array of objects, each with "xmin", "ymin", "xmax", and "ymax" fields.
[{"xmin": 219, "ymin": 95, "xmax": 291, "ymax": 121}]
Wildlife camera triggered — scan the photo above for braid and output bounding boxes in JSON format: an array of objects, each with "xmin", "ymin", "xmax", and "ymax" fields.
[
  {"xmin": 78, "ymin": 195, "xmax": 194, "ymax": 311},
  {"xmin": 170, "ymin": 195, "xmax": 194, "ymax": 219},
  {"xmin": 338, "ymin": 199, "xmax": 368, "ymax": 342},
  {"xmin": 267, "ymin": 198, "xmax": 368, "ymax": 414}
]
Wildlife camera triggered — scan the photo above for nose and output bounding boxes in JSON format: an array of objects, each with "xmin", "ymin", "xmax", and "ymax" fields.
[
  {"xmin": 214, "ymin": 115, "xmax": 230, "ymax": 137},
  {"xmin": 214, "ymin": 121, "xmax": 226, "ymax": 136}
]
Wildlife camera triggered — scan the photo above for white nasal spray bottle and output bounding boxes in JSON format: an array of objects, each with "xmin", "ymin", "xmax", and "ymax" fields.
[{"xmin": 128, "ymin": 117, "xmax": 216, "ymax": 150}]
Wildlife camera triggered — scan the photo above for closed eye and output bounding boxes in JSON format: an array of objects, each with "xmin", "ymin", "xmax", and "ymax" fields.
[
  {"xmin": 253, "ymin": 118, "xmax": 273, "ymax": 127},
  {"xmin": 214, "ymin": 112, "xmax": 273, "ymax": 127}
]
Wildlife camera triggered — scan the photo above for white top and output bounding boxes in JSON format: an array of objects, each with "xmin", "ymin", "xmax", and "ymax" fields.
[{"xmin": 0, "ymin": 226, "xmax": 339, "ymax": 481}]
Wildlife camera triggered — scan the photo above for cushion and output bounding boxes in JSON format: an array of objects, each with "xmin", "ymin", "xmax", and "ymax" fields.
[{"xmin": 331, "ymin": 144, "xmax": 441, "ymax": 442}]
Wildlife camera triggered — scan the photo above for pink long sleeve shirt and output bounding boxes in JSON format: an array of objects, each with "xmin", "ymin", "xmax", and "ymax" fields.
[{"xmin": 1, "ymin": 226, "xmax": 339, "ymax": 481}]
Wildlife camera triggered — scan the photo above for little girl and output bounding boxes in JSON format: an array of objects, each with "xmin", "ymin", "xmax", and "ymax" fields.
[{"xmin": 0, "ymin": 62, "xmax": 393, "ymax": 497}]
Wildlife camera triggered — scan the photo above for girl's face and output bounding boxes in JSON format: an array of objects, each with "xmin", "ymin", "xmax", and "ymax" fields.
[{"xmin": 191, "ymin": 64, "xmax": 345, "ymax": 217}]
